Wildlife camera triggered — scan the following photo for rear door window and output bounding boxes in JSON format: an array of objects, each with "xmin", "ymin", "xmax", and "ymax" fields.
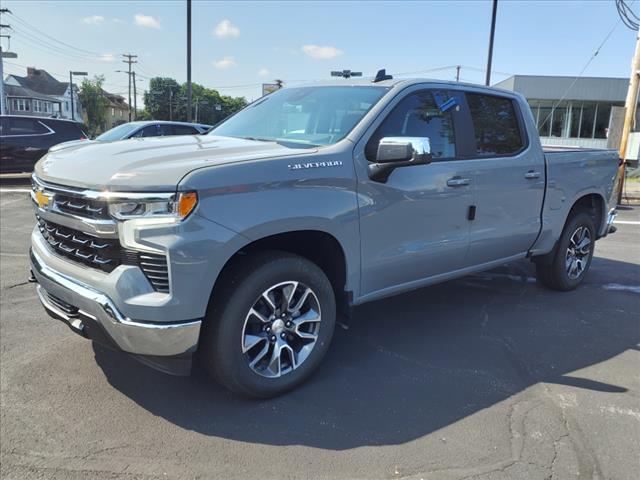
[
  {"xmin": 170, "ymin": 125, "xmax": 199, "ymax": 135},
  {"xmin": 4, "ymin": 118, "xmax": 50, "ymax": 136},
  {"xmin": 466, "ymin": 93, "xmax": 524, "ymax": 156},
  {"xmin": 132, "ymin": 125, "xmax": 159, "ymax": 138}
]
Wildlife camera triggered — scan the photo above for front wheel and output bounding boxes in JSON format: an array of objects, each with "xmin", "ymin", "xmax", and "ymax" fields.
[
  {"xmin": 536, "ymin": 210, "xmax": 596, "ymax": 291},
  {"xmin": 200, "ymin": 251, "xmax": 336, "ymax": 398}
]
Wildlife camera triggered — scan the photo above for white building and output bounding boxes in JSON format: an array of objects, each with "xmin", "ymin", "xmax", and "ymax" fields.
[
  {"xmin": 3, "ymin": 67, "xmax": 83, "ymax": 121},
  {"xmin": 494, "ymin": 75, "xmax": 630, "ymax": 150}
]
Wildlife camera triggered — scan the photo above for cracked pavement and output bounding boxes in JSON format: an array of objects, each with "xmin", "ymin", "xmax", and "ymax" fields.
[{"xmin": 1, "ymin": 189, "xmax": 639, "ymax": 479}]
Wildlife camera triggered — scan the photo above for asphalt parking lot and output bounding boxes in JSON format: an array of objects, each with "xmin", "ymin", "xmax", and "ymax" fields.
[{"xmin": 1, "ymin": 188, "xmax": 638, "ymax": 480}]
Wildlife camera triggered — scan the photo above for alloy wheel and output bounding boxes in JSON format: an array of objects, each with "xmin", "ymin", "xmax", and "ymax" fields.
[
  {"xmin": 565, "ymin": 226, "xmax": 592, "ymax": 280},
  {"xmin": 241, "ymin": 281, "xmax": 322, "ymax": 378}
]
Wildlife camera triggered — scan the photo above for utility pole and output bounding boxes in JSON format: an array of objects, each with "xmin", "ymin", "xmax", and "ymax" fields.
[
  {"xmin": 619, "ymin": 30, "xmax": 640, "ymax": 204},
  {"xmin": 0, "ymin": 9, "xmax": 17, "ymax": 116},
  {"xmin": 169, "ymin": 89, "xmax": 174, "ymax": 121},
  {"xmin": 132, "ymin": 70, "xmax": 137, "ymax": 120},
  {"xmin": 122, "ymin": 53, "xmax": 137, "ymax": 121},
  {"xmin": 186, "ymin": 0, "xmax": 192, "ymax": 122},
  {"xmin": 620, "ymin": 31, "xmax": 640, "ymax": 162},
  {"xmin": 456, "ymin": 65, "xmax": 461, "ymax": 82},
  {"xmin": 485, "ymin": 0, "xmax": 498, "ymax": 86}
]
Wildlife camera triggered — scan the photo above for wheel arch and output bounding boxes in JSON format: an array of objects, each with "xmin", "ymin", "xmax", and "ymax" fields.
[
  {"xmin": 208, "ymin": 229, "xmax": 352, "ymax": 321},
  {"xmin": 567, "ymin": 192, "xmax": 605, "ymax": 238}
]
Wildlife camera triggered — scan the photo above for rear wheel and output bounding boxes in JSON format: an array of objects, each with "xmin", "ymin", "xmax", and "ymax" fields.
[
  {"xmin": 536, "ymin": 210, "xmax": 596, "ymax": 291},
  {"xmin": 200, "ymin": 251, "xmax": 336, "ymax": 398}
]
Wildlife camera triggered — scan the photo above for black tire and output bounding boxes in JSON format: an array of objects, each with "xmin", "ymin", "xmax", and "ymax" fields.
[
  {"xmin": 536, "ymin": 210, "xmax": 596, "ymax": 291},
  {"xmin": 200, "ymin": 250, "xmax": 336, "ymax": 398}
]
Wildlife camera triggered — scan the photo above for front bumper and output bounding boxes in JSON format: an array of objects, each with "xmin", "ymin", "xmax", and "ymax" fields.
[{"xmin": 31, "ymin": 248, "xmax": 202, "ymax": 371}]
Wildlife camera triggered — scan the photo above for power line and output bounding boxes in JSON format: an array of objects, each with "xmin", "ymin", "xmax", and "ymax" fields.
[
  {"xmin": 616, "ymin": 0, "xmax": 640, "ymax": 30},
  {"xmin": 8, "ymin": 11, "xmax": 103, "ymax": 57},
  {"xmin": 537, "ymin": 3, "xmax": 631, "ymax": 131}
]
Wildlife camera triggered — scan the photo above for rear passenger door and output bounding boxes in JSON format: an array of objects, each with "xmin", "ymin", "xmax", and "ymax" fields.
[{"xmin": 464, "ymin": 92, "xmax": 545, "ymax": 265}]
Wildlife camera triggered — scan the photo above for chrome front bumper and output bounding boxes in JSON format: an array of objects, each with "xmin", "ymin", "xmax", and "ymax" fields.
[{"xmin": 30, "ymin": 248, "xmax": 202, "ymax": 357}]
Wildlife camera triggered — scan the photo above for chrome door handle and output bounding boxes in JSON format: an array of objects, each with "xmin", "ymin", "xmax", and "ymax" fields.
[
  {"xmin": 524, "ymin": 171, "xmax": 541, "ymax": 179},
  {"xmin": 446, "ymin": 177, "xmax": 470, "ymax": 187}
]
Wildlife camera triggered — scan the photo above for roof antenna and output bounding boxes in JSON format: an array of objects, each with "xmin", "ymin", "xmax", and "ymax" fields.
[{"xmin": 372, "ymin": 69, "xmax": 393, "ymax": 83}]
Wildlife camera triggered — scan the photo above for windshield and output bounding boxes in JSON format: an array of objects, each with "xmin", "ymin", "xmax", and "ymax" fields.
[
  {"xmin": 96, "ymin": 123, "xmax": 143, "ymax": 141},
  {"xmin": 209, "ymin": 86, "xmax": 389, "ymax": 147}
]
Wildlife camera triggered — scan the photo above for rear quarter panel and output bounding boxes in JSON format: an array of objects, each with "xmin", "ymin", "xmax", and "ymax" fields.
[{"xmin": 530, "ymin": 149, "xmax": 620, "ymax": 255}]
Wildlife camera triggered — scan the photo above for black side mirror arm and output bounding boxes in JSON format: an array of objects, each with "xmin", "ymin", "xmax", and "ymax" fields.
[{"xmin": 367, "ymin": 155, "xmax": 432, "ymax": 183}]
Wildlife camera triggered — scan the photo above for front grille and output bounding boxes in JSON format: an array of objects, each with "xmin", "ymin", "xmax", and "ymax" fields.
[
  {"xmin": 36, "ymin": 216, "xmax": 170, "ymax": 293},
  {"xmin": 53, "ymin": 194, "xmax": 109, "ymax": 220},
  {"xmin": 37, "ymin": 216, "xmax": 124, "ymax": 272}
]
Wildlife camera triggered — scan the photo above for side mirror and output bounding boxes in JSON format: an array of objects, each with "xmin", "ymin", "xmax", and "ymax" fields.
[{"xmin": 368, "ymin": 137, "xmax": 432, "ymax": 182}]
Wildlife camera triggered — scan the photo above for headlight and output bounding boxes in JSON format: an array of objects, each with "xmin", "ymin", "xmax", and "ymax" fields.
[{"xmin": 108, "ymin": 192, "xmax": 198, "ymax": 221}]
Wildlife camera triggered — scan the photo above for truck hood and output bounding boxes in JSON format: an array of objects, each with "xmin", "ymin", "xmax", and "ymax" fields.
[{"xmin": 35, "ymin": 135, "xmax": 315, "ymax": 191}]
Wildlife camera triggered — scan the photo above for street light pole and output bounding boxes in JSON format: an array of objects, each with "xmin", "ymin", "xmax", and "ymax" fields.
[{"xmin": 485, "ymin": 0, "xmax": 498, "ymax": 86}]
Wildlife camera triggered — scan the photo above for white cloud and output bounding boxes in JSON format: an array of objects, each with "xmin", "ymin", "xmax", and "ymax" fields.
[
  {"xmin": 214, "ymin": 19, "xmax": 240, "ymax": 38},
  {"xmin": 100, "ymin": 53, "xmax": 116, "ymax": 62},
  {"xmin": 213, "ymin": 56, "xmax": 237, "ymax": 70},
  {"xmin": 258, "ymin": 68, "xmax": 270, "ymax": 77},
  {"xmin": 301, "ymin": 44, "xmax": 343, "ymax": 60},
  {"xmin": 112, "ymin": 18, "xmax": 123, "ymax": 24},
  {"xmin": 134, "ymin": 13, "xmax": 161, "ymax": 29},
  {"xmin": 82, "ymin": 15, "xmax": 104, "ymax": 25}
]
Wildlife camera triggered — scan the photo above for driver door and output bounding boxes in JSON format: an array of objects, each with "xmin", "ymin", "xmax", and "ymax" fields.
[{"xmin": 355, "ymin": 88, "xmax": 476, "ymax": 298}]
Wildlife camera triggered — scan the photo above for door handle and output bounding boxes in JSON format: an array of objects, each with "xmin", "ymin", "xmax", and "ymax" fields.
[
  {"xmin": 446, "ymin": 177, "xmax": 470, "ymax": 187},
  {"xmin": 524, "ymin": 171, "xmax": 541, "ymax": 179}
]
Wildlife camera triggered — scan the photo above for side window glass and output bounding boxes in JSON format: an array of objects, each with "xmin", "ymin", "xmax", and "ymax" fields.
[
  {"xmin": 158, "ymin": 124, "xmax": 173, "ymax": 136},
  {"xmin": 132, "ymin": 125, "xmax": 158, "ymax": 138},
  {"xmin": 365, "ymin": 90, "xmax": 456, "ymax": 161},
  {"xmin": 171, "ymin": 125, "xmax": 198, "ymax": 135},
  {"xmin": 466, "ymin": 93, "xmax": 523, "ymax": 156},
  {"xmin": 6, "ymin": 118, "xmax": 48, "ymax": 135}
]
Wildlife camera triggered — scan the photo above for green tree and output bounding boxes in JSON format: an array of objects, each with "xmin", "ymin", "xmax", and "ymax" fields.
[
  {"xmin": 79, "ymin": 76, "xmax": 109, "ymax": 137},
  {"xmin": 143, "ymin": 77, "xmax": 180, "ymax": 120},
  {"xmin": 142, "ymin": 77, "xmax": 247, "ymax": 125}
]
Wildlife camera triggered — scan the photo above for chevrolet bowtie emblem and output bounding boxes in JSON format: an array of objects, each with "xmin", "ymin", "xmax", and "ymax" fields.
[{"xmin": 35, "ymin": 190, "xmax": 51, "ymax": 209}]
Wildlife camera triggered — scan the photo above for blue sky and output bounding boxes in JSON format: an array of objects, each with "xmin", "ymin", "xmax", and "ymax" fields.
[{"xmin": 2, "ymin": 0, "xmax": 637, "ymax": 104}]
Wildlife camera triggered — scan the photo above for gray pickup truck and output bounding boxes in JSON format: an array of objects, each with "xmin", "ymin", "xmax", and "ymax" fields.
[{"xmin": 29, "ymin": 77, "xmax": 621, "ymax": 397}]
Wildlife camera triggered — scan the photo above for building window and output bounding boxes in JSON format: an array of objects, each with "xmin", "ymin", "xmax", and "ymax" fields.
[
  {"xmin": 550, "ymin": 102, "xmax": 568, "ymax": 138},
  {"xmin": 569, "ymin": 103, "xmax": 582, "ymax": 138},
  {"xmin": 111, "ymin": 107, "xmax": 115, "ymax": 116},
  {"xmin": 594, "ymin": 104, "xmax": 612, "ymax": 139},
  {"xmin": 536, "ymin": 100, "xmax": 553, "ymax": 138},
  {"xmin": 579, "ymin": 103, "xmax": 596, "ymax": 139},
  {"xmin": 65, "ymin": 101, "xmax": 69, "ymax": 111},
  {"xmin": 12, "ymin": 99, "xmax": 32, "ymax": 112}
]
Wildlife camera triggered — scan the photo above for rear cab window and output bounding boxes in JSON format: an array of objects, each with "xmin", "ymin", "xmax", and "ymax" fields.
[{"xmin": 465, "ymin": 93, "xmax": 525, "ymax": 156}]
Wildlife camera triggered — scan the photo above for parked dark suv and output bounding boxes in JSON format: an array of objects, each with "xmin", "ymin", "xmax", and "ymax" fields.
[{"xmin": 0, "ymin": 115, "xmax": 87, "ymax": 174}]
